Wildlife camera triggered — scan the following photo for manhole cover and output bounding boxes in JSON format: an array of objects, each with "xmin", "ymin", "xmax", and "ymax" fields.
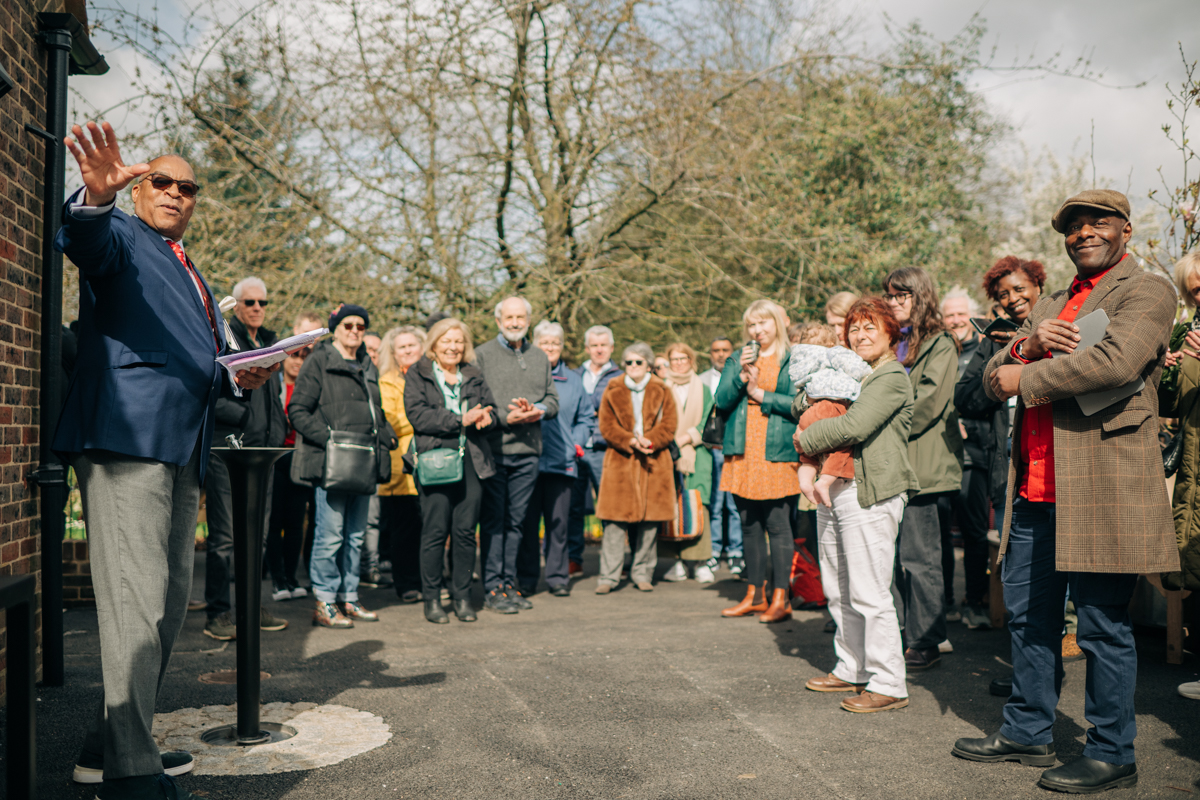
[{"xmin": 198, "ymin": 670, "xmax": 270, "ymax": 684}]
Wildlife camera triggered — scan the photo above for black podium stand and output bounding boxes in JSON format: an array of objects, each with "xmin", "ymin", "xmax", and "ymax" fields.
[{"xmin": 200, "ymin": 446, "xmax": 297, "ymax": 746}]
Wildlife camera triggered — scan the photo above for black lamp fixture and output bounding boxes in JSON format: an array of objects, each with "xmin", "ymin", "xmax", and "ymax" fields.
[{"xmin": 0, "ymin": 62, "xmax": 15, "ymax": 100}]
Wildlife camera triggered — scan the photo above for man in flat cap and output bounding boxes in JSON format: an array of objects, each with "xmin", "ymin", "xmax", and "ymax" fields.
[{"xmin": 953, "ymin": 190, "xmax": 1180, "ymax": 792}]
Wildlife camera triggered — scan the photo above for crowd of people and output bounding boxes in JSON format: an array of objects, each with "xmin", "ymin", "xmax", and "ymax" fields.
[{"xmin": 54, "ymin": 119, "xmax": 1198, "ymax": 799}]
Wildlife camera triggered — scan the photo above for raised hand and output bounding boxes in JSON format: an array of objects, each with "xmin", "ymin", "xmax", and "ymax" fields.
[{"xmin": 64, "ymin": 121, "xmax": 150, "ymax": 206}]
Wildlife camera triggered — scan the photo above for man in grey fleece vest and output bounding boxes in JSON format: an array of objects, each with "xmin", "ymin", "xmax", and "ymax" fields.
[{"xmin": 475, "ymin": 297, "xmax": 560, "ymax": 612}]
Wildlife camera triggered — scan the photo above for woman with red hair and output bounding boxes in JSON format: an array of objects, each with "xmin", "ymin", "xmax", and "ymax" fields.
[{"xmin": 794, "ymin": 297, "xmax": 920, "ymax": 713}]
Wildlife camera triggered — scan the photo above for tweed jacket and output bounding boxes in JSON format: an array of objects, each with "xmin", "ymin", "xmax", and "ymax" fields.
[{"xmin": 983, "ymin": 256, "xmax": 1179, "ymax": 573}]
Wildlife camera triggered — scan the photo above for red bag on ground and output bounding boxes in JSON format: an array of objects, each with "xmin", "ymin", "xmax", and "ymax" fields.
[{"xmin": 790, "ymin": 539, "xmax": 826, "ymax": 607}]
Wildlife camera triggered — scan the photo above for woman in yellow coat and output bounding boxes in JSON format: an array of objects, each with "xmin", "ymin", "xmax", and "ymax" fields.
[{"xmin": 378, "ymin": 325, "xmax": 427, "ymax": 603}]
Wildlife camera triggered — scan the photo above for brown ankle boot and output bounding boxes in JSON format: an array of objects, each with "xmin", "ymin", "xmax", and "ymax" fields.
[
  {"xmin": 758, "ymin": 588, "xmax": 792, "ymax": 623},
  {"xmin": 722, "ymin": 583, "xmax": 768, "ymax": 617}
]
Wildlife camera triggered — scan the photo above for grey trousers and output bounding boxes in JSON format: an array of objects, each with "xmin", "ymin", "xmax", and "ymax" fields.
[
  {"xmin": 74, "ymin": 445, "xmax": 202, "ymax": 779},
  {"xmin": 894, "ymin": 492, "xmax": 949, "ymax": 651},
  {"xmin": 360, "ymin": 494, "xmax": 382, "ymax": 572},
  {"xmin": 598, "ymin": 521, "xmax": 658, "ymax": 586}
]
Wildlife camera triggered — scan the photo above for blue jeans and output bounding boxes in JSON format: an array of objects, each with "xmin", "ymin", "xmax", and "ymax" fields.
[
  {"xmin": 708, "ymin": 448, "xmax": 743, "ymax": 558},
  {"xmin": 568, "ymin": 448, "xmax": 606, "ymax": 565},
  {"xmin": 1000, "ymin": 498, "xmax": 1138, "ymax": 765},
  {"xmin": 480, "ymin": 453, "xmax": 540, "ymax": 591},
  {"xmin": 309, "ymin": 488, "xmax": 369, "ymax": 603}
]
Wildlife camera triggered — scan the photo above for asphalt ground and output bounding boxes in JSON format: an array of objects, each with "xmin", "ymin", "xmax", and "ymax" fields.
[{"xmin": 6, "ymin": 545, "xmax": 1200, "ymax": 799}]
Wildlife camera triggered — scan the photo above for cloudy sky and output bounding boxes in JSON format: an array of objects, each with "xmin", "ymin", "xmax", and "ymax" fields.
[
  {"xmin": 73, "ymin": 0, "xmax": 1198, "ymax": 213},
  {"xmin": 830, "ymin": 0, "xmax": 1199, "ymax": 209}
]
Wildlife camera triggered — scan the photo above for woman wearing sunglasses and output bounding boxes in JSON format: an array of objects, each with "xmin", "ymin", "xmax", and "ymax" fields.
[
  {"xmin": 593, "ymin": 342, "xmax": 678, "ymax": 593},
  {"xmin": 288, "ymin": 303, "xmax": 397, "ymax": 628}
]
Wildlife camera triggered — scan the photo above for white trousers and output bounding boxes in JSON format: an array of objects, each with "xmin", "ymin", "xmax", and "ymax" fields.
[{"xmin": 816, "ymin": 479, "xmax": 908, "ymax": 698}]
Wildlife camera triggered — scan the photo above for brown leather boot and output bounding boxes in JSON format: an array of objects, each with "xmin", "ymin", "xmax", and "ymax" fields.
[
  {"xmin": 722, "ymin": 583, "xmax": 768, "ymax": 617},
  {"xmin": 758, "ymin": 588, "xmax": 792, "ymax": 623}
]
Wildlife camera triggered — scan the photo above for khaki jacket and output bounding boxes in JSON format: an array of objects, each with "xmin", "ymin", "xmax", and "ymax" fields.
[
  {"xmin": 984, "ymin": 256, "xmax": 1179, "ymax": 573},
  {"xmin": 796, "ymin": 360, "xmax": 920, "ymax": 508}
]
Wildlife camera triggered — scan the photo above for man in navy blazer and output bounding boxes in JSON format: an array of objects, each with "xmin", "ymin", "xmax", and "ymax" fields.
[{"xmin": 55, "ymin": 121, "xmax": 275, "ymax": 800}]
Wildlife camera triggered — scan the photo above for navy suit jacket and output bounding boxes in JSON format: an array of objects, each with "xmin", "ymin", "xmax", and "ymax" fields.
[{"xmin": 53, "ymin": 189, "xmax": 235, "ymax": 482}]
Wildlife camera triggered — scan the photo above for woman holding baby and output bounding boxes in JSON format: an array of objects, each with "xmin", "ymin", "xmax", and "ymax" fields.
[
  {"xmin": 794, "ymin": 297, "xmax": 920, "ymax": 713},
  {"xmin": 714, "ymin": 299, "xmax": 800, "ymax": 623}
]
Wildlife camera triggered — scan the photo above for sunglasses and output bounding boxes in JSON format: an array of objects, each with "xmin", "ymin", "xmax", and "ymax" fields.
[
  {"xmin": 624, "ymin": 359, "xmax": 645, "ymax": 366},
  {"xmin": 141, "ymin": 174, "xmax": 200, "ymax": 199},
  {"xmin": 342, "ymin": 322, "xmax": 367, "ymax": 332},
  {"xmin": 242, "ymin": 299, "xmax": 269, "ymax": 308}
]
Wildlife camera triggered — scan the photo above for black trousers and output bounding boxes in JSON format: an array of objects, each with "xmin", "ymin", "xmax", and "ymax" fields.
[
  {"xmin": 521, "ymin": 473, "xmax": 574, "ymax": 591},
  {"xmin": 937, "ymin": 465, "xmax": 992, "ymax": 607},
  {"xmin": 381, "ymin": 495, "xmax": 422, "ymax": 595},
  {"xmin": 417, "ymin": 454, "xmax": 482, "ymax": 601},
  {"xmin": 266, "ymin": 452, "xmax": 312, "ymax": 592},
  {"xmin": 735, "ymin": 494, "xmax": 797, "ymax": 591}
]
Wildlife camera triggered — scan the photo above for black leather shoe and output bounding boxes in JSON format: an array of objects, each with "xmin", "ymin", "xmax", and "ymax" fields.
[
  {"xmin": 951, "ymin": 731, "xmax": 1056, "ymax": 767},
  {"xmin": 989, "ymin": 676, "xmax": 1012, "ymax": 697},
  {"xmin": 905, "ymin": 646, "xmax": 941, "ymax": 671},
  {"xmin": 1038, "ymin": 757, "xmax": 1136, "ymax": 793},
  {"xmin": 424, "ymin": 598, "xmax": 449, "ymax": 624},
  {"xmin": 453, "ymin": 598, "xmax": 477, "ymax": 622}
]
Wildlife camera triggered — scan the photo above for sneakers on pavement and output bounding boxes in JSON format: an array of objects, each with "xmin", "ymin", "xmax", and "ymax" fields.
[
  {"xmin": 203, "ymin": 612, "xmax": 236, "ymax": 641},
  {"xmin": 503, "ymin": 585, "xmax": 533, "ymax": 610},
  {"xmin": 484, "ymin": 588, "xmax": 518, "ymax": 613},
  {"xmin": 74, "ymin": 751, "xmax": 194, "ymax": 784},
  {"xmin": 662, "ymin": 561, "xmax": 688, "ymax": 582},
  {"xmin": 963, "ymin": 605, "xmax": 991, "ymax": 630},
  {"xmin": 260, "ymin": 607, "xmax": 288, "ymax": 631},
  {"xmin": 1178, "ymin": 681, "xmax": 1200, "ymax": 700},
  {"xmin": 694, "ymin": 565, "xmax": 716, "ymax": 584}
]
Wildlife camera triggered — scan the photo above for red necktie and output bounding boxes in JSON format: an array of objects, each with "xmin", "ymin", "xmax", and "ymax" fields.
[{"xmin": 168, "ymin": 241, "xmax": 221, "ymax": 352}]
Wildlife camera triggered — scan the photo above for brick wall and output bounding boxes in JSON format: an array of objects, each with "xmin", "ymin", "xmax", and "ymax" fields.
[{"xmin": 0, "ymin": 0, "xmax": 53, "ymax": 702}]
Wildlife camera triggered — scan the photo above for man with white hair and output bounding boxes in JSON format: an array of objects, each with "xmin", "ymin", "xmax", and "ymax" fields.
[
  {"xmin": 570, "ymin": 325, "xmax": 623, "ymax": 576},
  {"xmin": 475, "ymin": 297, "xmax": 560, "ymax": 612},
  {"xmin": 196, "ymin": 276, "xmax": 289, "ymax": 640},
  {"xmin": 939, "ymin": 287, "xmax": 993, "ymax": 628}
]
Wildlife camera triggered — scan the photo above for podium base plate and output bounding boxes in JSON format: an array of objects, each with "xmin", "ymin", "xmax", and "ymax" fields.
[{"xmin": 201, "ymin": 722, "xmax": 297, "ymax": 747}]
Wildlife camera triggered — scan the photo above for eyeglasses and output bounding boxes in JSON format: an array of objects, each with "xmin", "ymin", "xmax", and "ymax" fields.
[
  {"xmin": 342, "ymin": 322, "xmax": 367, "ymax": 332},
  {"xmin": 242, "ymin": 299, "xmax": 269, "ymax": 308},
  {"xmin": 141, "ymin": 174, "xmax": 200, "ymax": 199},
  {"xmin": 624, "ymin": 359, "xmax": 645, "ymax": 366},
  {"xmin": 885, "ymin": 291, "xmax": 912, "ymax": 304}
]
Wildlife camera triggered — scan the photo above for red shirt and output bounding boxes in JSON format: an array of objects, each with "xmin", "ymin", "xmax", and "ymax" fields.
[
  {"xmin": 283, "ymin": 382, "xmax": 296, "ymax": 447},
  {"xmin": 1010, "ymin": 259, "xmax": 1121, "ymax": 502}
]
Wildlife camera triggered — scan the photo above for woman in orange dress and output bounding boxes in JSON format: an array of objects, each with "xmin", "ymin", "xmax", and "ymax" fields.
[{"xmin": 713, "ymin": 299, "xmax": 800, "ymax": 623}]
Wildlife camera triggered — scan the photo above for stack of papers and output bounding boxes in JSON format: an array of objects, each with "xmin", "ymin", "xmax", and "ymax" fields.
[{"xmin": 216, "ymin": 328, "xmax": 328, "ymax": 381}]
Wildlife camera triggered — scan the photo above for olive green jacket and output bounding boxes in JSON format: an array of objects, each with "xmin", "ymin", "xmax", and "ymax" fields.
[
  {"xmin": 795, "ymin": 360, "xmax": 921, "ymax": 508},
  {"xmin": 1159, "ymin": 353, "xmax": 1200, "ymax": 591},
  {"xmin": 714, "ymin": 348, "xmax": 799, "ymax": 462},
  {"xmin": 905, "ymin": 331, "xmax": 964, "ymax": 496}
]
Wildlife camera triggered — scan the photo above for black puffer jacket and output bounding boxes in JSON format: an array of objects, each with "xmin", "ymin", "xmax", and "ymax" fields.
[
  {"xmin": 288, "ymin": 340, "xmax": 396, "ymax": 487},
  {"xmin": 404, "ymin": 355, "xmax": 498, "ymax": 481},
  {"xmin": 212, "ymin": 317, "xmax": 287, "ymax": 448},
  {"xmin": 954, "ymin": 334, "xmax": 1008, "ymax": 509}
]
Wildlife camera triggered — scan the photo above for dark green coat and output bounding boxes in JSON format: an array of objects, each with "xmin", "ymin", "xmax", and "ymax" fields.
[
  {"xmin": 714, "ymin": 348, "xmax": 799, "ymax": 462},
  {"xmin": 1159, "ymin": 353, "xmax": 1200, "ymax": 591}
]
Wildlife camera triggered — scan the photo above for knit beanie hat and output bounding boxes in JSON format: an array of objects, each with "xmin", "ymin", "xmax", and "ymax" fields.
[{"xmin": 329, "ymin": 303, "xmax": 370, "ymax": 331}]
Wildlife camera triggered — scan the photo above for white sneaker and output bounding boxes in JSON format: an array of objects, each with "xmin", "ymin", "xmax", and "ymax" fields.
[
  {"xmin": 662, "ymin": 561, "xmax": 689, "ymax": 582},
  {"xmin": 937, "ymin": 639, "xmax": 954, "ymax": 654},
  {"xmin": 1179, "ymin": 681, "xmax": 1200, "ymax": 700},
  {"xmin": 271, "ymin": 588, "xmax": 292, "ymax": 602},
  {"xmin": 289, "ymin": 586, "xmax": 309, "ymax": 599},
  {"xmin": 694, "ymin": 565, "xmax": 716, "ymax": 584}
]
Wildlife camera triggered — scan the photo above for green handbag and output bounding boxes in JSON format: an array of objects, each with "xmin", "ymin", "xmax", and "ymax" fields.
[{"xmin": 416, "ymin": 426, "xmax": 465, "ymax": 486}]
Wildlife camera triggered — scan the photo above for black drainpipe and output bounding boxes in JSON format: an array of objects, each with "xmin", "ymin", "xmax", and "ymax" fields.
[{"xmin": 26, "ymin": 12, "xmax": 107, "ymax": 688}]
